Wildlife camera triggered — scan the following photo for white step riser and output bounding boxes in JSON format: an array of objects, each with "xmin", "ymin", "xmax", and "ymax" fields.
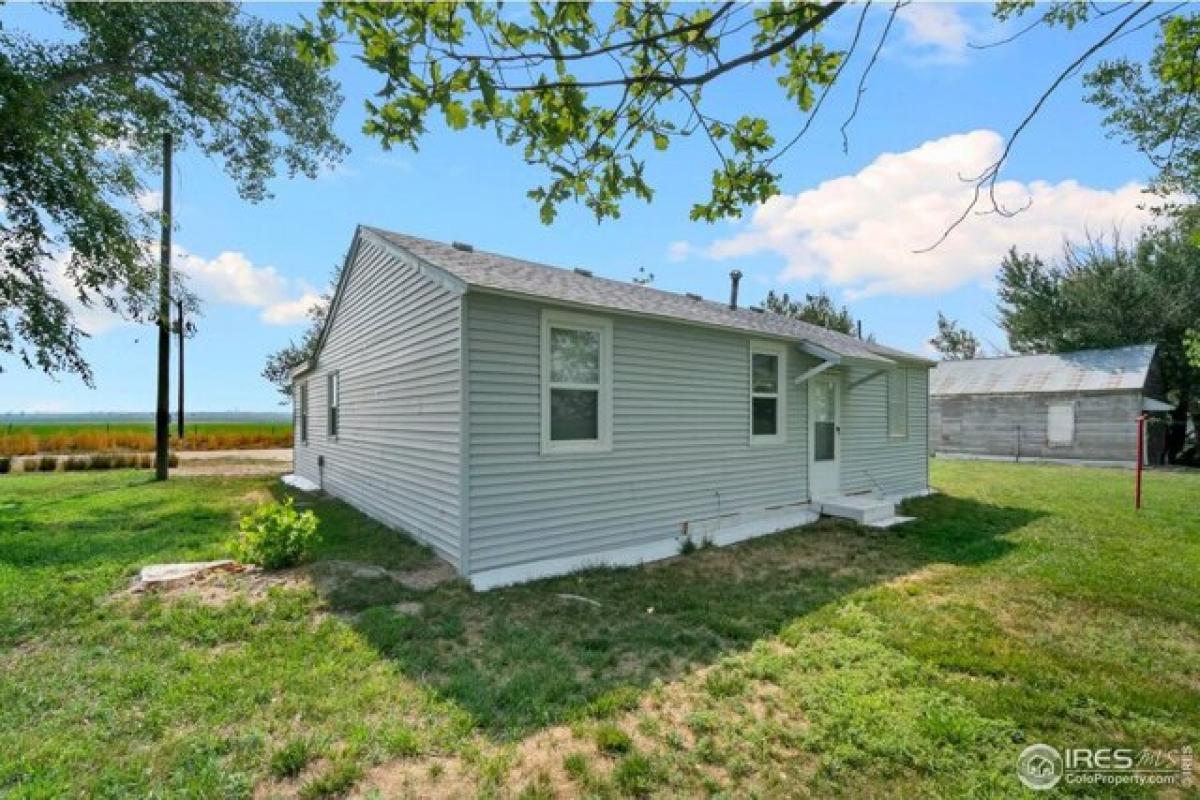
[{"xmin": 820, "ymin": 500, "xmax": 896, "ymax": 525}]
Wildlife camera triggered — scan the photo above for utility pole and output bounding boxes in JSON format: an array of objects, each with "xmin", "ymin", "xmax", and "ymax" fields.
[
  {"xmin": 155, "ymin": 132, "xmax": 172, "ymax": 481},
  {"xmin": 176, "ymin": 298, "xmax": 185, "ymax": 440}
]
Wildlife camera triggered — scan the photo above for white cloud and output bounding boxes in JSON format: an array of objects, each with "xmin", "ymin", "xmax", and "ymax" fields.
[
  {"xmin": 175, "ymin": 247, "xmax": 319, "ymax": 325},
  {"xmin": 699, "ymin": 130, "xmax": 1155, "ymax": 298},
  {"xmin": 135, "ymin": 190, "xmax": 162, "ymax": 213},
  {"xmin": 897, "ymin": 4, "xmax": 973, "ymax": 64},
  {"xmin": 46, "ymin": 251, "xmax": 130, "ymax": 336},
  {"xmin": 666, "ymin": 240, "xmax": 694, "ymax": 262},
  {"xmin": 260, "ymin": 290, "xmax": 323, "ymax": 325}
]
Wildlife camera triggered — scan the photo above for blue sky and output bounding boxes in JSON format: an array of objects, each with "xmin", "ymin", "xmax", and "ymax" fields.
[{"xmin": 2, "ymin": 3, "xmax": 1162, "ymax": 412}]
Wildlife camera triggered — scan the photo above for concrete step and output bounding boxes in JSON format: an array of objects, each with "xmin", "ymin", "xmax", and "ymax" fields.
[
  {"xmin": 818, "ymin": 495, "xmax": 896, "ymax": 525},
  {"xmin": 866, "ymin": 515, "xmax": 917, "ymax": 530}
]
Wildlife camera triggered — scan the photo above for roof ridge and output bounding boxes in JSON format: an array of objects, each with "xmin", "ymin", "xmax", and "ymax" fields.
[
  {"xmin": 363, "ymin": 225, "xmax": 931, "ymax": 364},
  {"xmin": 937, "ymin": 343, "xmax": 1156, "ymax": 364}
]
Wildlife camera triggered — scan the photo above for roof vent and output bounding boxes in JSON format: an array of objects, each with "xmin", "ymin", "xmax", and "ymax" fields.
[
  {"xmin": 574, "ymin": 268, "xmax": 593, "ymax": 278},
  {"xmin": 451, "ymin": 241, "xmax": 474, "ymax": 252},
  {"xmin": 685, "ymin": 292, "xmax": 703, "ymax": 301}
]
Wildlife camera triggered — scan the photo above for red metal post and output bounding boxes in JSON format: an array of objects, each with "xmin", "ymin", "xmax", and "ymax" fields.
[{"xmin": 1135, "ymin": 413, "xmax": 1146, "ymax": 510}]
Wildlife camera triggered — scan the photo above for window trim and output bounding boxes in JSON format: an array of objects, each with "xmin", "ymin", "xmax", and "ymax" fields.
[
  {"xmin": 327, "ymin": 371, "xmax": 340, "ymax": 439},
  {"xmin": 887, "ymin": 369, "xmax": 909, "ymax": 439},
  {"xmin": 540, "ymin": 310, "xmax": 613, "ymax": 455},
  {"xmin": 298, "ymin": 381, "xmax": 309, "ymax": 445},
  {"xmin": 750, "ymin": 341, "xmax": 787, "ymax": 446}
]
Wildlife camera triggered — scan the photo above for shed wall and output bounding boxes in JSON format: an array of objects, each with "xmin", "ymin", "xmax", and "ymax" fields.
[
  {"xmin": 931, "ymin": 390, "xmax": 1143, "ymax": 463},
  {"xmin": 292, "ymin": 239, "xmax": 463, "ymax": 565}
]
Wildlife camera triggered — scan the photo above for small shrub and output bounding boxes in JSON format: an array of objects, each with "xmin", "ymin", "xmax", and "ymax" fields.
[
  {"xmin": 270, "ymin": 736, "xmax": 316, "ymax": 779},
  {"xmin": 0, "ymin": 457, "xmax": 10, "ymax": 474},
  {"xmin": 20, "ymin": 457, "xmax": 40, "ymax": 472},
  {"xmin": 593, "ymin": 724, "xmax": 632, "ymax": 756},
  {"xmin": 298, "ymin": 759, "xmax": 360, "ymax": 799},
  {"xmin": 678, "ymin": 537, "xmax": 696, "ymax": 555},
  {"xmin": 228, "ymin": 498, "xmax": 320, "ymax": 569},
  {"xmin": 137, "ymin": 454, "xmax": 154, "ymax": 469},
  {"xmin": 38, "ymin": 455, "xmax": 57, "ymax": 472}
]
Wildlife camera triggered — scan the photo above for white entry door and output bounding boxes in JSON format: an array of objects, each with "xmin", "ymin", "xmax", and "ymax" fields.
[{"xmin": 808, "ymin": 374, "xmax": 841, "ymax": 499}]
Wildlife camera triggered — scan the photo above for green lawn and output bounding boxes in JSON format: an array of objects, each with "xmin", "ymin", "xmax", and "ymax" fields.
[{"xmin": 1, "ymin": 462, "xmax": 1197, "ymax": 798}]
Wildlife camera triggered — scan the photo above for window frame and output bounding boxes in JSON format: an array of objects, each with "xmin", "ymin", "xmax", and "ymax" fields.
[
  {"xmin": 540, "ymin": 310, "xmax": 613, "ymax": 455},
  {"xmin": 749, "ymin": 341, "xmax": 787, "ymax": 446},
  {"xmin": 887, "ymin": 369, "xmax": 909, "ymax": 439},
  {"xmin": 298, "ymin": 381, "xmax": 309, "ymax": 445},
  {"xmin": 327, "ymin": 371, "xmax": 340, "ymax": 439}
]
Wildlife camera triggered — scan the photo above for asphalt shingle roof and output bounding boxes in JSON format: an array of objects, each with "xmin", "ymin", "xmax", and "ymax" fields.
[
  {"xmin": 930, "ymin": 344, "xmax": 1156, "ymax": 396},
  {"xmin": 365, "ymin": 227, "xmax": 930, "ymax": 365}
]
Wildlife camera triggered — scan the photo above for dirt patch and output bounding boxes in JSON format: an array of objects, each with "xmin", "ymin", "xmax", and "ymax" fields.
[
  {"xmin": 353, "ymin": 755, "xmax": 477, "ymax": 800},
  {"xmin": 176, "ymin": 460, "xmax": 290, "ymax": 477},
  {"xmin": 116, "ymin": 557, "xmax": 456, "ymax": 608},
  {"xmin": 117, "ymin": 563, "xmax": 314, "ymax": 606}
]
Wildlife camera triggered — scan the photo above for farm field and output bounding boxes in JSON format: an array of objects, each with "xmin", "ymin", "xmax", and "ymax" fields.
[
  {"xmin": 0, "ymin": 461, "xmax": 1197, "ymax": 797},
  {"xmin": 0, "ymin": 420, "xmax": 292, "ymax": 455}
]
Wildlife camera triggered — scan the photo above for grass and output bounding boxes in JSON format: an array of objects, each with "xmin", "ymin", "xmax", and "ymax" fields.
[
  {"xmin": 0, "ymin": 461, "xmax": 1197, "ymax": 797},
  {"xmin": 0, "ymin": 421, "xmax": 292, "ymax": 455}
]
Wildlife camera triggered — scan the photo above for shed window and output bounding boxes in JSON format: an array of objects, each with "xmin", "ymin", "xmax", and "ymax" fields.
[
  {"xmin": 298, "ymin": 382, "xmax": 308, "ymax": 445},
  {"xmin": 1047, "ymin": 402, "xmax": 1074, "ymax": 446},
  {"xmin": 751, "ymin": 344, "xmax": 785, "ymax": 443},
  {"xmin": 888, "ymin": 370, "xmax": 908, "ymax": 438},
  {"xmin": 541, "ymin": 311, "xmax": 612, "ymax": 453},
  {"xmin": 327, "ymin": 372, "xmax": 340, "ymax": 438}
]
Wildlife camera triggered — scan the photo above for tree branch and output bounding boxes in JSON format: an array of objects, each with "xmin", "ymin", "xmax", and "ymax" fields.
[
  {"xmin": 841, "ymin": 1, "xmax": 906, "ymax": 154},
  {"xmin": 494, "ymin": 3, "xmax": 845, "ymax": 93},
  {"xmin": 917, "ymin": 1, "xmax": 1155, "ymax": 253}
]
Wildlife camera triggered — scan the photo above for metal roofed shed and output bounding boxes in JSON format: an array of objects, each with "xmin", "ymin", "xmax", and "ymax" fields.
[{"xmin": 930, "ymin": 345, "xmax": 1169, "ymax": 465}]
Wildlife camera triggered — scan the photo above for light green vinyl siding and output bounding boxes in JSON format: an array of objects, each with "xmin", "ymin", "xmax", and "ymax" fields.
[
  {"xmin": 293, "ymin": 239, "xmax": 463, "ymax": 565},
  {"xmin": 839, "ymin": 363, "xmax": 929, "ymax": 496},
  {"xmin": 465, "ymin": 293, "xmax": 815, "ymax": 574}
]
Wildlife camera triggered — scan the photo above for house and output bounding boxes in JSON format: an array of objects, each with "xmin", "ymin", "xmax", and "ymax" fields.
[
  {"xmin": 290, "ymin": 226, "xmax": 934, "ymax": 589},
  {"xmin": 930, "ymin": 345, "xmax": 1170, "ymax": 465}
]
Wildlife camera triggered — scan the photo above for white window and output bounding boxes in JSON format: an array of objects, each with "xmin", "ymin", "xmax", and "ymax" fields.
[
  {"xmin": 327, "ymin": 372, "xmax": 340, "ymax": 438},
  {"xmin": 888, "ymin": 369, "xmax": 908, "ymax": 439},
  {"xmin": 750, "ymin": 343, "xmax": 786, "ymax": 444},
  {"xmin": 541, "ymin": 311, "xmax": 612, "ymax": 453},
  {"xmin": 298, "ymin": 382, "xmax": 308, "ymax": 444},
  {"xmin": 1047, "ymin": 402, "xmax": 1075, "ymax": 446}
]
